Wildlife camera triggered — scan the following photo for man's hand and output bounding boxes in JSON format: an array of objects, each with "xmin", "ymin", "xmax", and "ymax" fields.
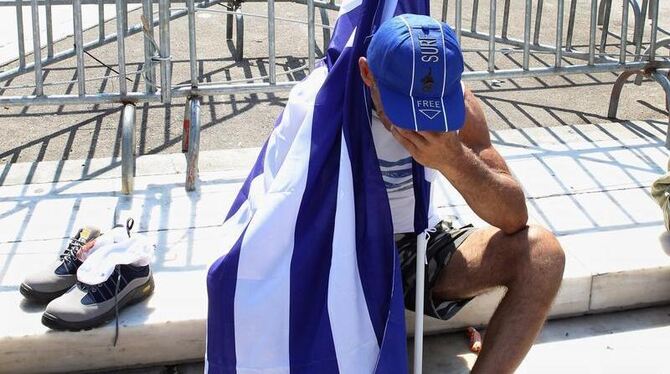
[
  {"xmin": 390, "ymin": 126, "xmax": 466, "ymax": 170},
  {"xmin": 387, "ymin": 112, "xmax": 528, "ymax": 234}
]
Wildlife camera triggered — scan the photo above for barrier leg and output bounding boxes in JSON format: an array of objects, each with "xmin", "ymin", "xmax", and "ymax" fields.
[
  {"xmin": 648, "ymin": 0, "xmax": 656, "ymax": 20},
  {"xmin": 320, "ymin": 8, "xmax": 331, "ymax": 51},
  {"xmin": 186, "ymin": 97, "xmax": 201, "ymax": 191},
  {"xmin": 609, "ymin": 68, "xmax": 669, "ymax": 120},
  {"xmin": 236, "ymin": 9, "xmax": 244, "ymax": 61},
  {"xmin": 629, "ymin": 0, "xmax": 642, "ymax": 43},
  {"xmin": 608, "ymin": 70, "xmax": 641, "ymax": 119},
  {"xmin": 501, "ymin": 0, "xmax": 511, "ymax": 39},
  {"xmin": 658, "ymin": 71, "xmax": 670, "ymax": 112},
  {"xmin": 599, "ymin": 0, "xmax": 612, "ymax": 53},
  {"xmin": 649, "ymin": 71, "xmax": 670, "ymax": 146},
  {"xmin": 533, "ymin": 0, "xmax": 544, "ymax": 45},
  {"xmin": 121, "ymin": 104, "xmax": 137, "ymax": 195},
  {"xmin": 182, "ymin": 97, "xmax": 191, "ymax": 153},
  {"xmin": 566, "ymin": 0, "xmax": 577, "ymax": 50},
  {"xmin": 226, "ymin": 1, "xmax": 233, "ymax": 40},
  {"xmin": 597, "ymin": 0, "xmax": 609, "ymax": 26},
  {"xmin": 634, "ymin": 0, "xmax": 648, "ymax": 59}
]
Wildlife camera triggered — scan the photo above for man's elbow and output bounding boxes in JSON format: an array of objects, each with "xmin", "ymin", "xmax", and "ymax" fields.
[{"xmin": 499, "ymin": 207, "xmax": 529, "ymax": 235}]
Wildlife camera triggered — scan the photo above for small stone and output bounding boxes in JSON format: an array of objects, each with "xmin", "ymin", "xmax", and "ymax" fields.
[{"xmin": 606, "ymin": 345, "xmax": 614, "ymax": 350}]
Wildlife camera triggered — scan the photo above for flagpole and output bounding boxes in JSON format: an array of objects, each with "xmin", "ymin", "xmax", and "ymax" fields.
[{"xmin": 414, "ymin": 232, "xmax": 428, "ymax": 373}]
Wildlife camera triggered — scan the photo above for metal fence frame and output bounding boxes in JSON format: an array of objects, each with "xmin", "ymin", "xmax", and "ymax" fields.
[{"xmin": 1, "ymin": 0, "xmax": 669, "ymax": 193}]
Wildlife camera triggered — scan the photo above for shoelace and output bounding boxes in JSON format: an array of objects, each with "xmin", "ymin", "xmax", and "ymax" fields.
[
  {"xmin": 112, "ymin": 218, "xmax": 133, "ymax": 346},
  {"xmin": 60, "ymin": 237, "xmax": 86, "ymax": 273},
  {"xmin": 76, "ymin": 265, "xmax": 123, "ymax": 346},
  {"xmin": 113, "ymin": 265, "xmax": 121, "ymax": 347},
  {"xmin": 76, "ymin": 219, "xmax": 134, "ymax": 346}
]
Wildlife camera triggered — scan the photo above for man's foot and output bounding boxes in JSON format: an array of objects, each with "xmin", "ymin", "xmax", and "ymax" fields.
[{"xmin": 20, "ymin": 226, "xmax": 101, "ymax": 303}]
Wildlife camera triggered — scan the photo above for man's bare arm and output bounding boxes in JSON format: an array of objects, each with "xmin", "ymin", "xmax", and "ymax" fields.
[{"xmin": 390, "ymin": 88, "xmax": 528, "ymax": 234}]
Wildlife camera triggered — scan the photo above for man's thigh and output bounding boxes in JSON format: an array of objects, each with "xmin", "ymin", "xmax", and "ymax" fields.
[{"xmin": 431, "ymin": 225, "xmax": 535, "ymax": 302}]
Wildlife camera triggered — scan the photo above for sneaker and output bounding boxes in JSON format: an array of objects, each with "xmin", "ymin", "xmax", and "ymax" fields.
[
  {"xmin": 20, "ymin": 226, "xmax": 101, "ymax": 303},
  {"xmin": 42, "ymin": 264, "xmax": 154, "ymax": 334}
]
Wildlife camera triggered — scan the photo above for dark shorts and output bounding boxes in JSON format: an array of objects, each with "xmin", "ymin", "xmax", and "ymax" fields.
[{"xmin": 396, "ymin": 221, "xmax": 477, "ymax": 320}]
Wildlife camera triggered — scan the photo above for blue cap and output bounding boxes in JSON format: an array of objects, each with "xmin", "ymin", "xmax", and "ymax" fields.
[{"xmin": 367, "ymin": 14, "xmax": 465, "ymax": 132}]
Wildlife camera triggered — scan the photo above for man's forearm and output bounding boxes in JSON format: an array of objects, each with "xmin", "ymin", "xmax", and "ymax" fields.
[{"xmin": 437, "ymin": 144, "xmax": 528, "ymax": 234}]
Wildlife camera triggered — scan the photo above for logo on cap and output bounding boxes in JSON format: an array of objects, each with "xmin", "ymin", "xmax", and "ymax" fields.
[
  {"xmin": 418, "ymin": 35, "xmax": 439, "ymax": 63},
  {"xmin": 416, "ymin": 99, "xmax": 442, "ymax": 120}
]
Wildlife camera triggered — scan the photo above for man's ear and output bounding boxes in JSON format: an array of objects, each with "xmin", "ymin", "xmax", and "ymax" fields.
[{"xmin": 358, "ymin": 57, "xmax": 374, "ymax": 88}]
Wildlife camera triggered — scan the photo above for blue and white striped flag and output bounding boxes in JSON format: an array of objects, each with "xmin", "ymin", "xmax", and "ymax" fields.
[{"xmin": 206, "ymin": 0, "xmax": 431, "ymax": 372}]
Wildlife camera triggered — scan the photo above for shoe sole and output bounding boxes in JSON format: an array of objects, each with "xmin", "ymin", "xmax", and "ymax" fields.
[
  {"xmin": 20, "ymin": 283, "xmax": 69, "ymax": 304},
  {"xmin": 41, "ymin": 276, "xmax": 155, "ymax": 331}
]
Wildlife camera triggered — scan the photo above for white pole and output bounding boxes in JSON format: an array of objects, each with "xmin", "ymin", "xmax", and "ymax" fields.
[{"xmin": 413, "ymin": 232, "xmax": 429, "ymax": 373}]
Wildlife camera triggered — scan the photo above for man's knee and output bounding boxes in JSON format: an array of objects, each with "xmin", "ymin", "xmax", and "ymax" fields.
[
  {"xmin": 505, "ymin": 225, "xmax": 565, "ymax": 289},
  {"xmin": 531, "ymin": 225, "xmax": 564, "ymax": 278}
]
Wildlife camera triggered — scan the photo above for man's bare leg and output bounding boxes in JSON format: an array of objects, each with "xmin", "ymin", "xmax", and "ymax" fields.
[{"xmin": 432, "ymin": 225, "xmax": 565, "ymax": 374}]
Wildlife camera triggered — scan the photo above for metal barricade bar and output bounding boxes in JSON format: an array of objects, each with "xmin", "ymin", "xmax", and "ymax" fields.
[
  {"xmin": 15, "ymin": 0, "xmax": 26, "ymax": 69},
  {"xmin": 268, "ymin": 0, "xmax": 277, "ymax": 84},
  {"xmin": 159, "ymin": 0, "xmax": 172, "ymax": 102},
  {"xmin": 555, "ymin": 0, "xmax": 564, "ymax": 68},
  {"xmin": 116, "ymin": 0, "xmax": 127, "ymax": 96},
  {"xmin": 45, "ymin": 0, "xmax": 54, "ymax": 58},
  {"xmin": 649, "ymin": 0, "xmax": 659, "ymax": 61},
  {"xmin": 98, "ymin": 0, "xmax": 105, "ymax": 41},
  {"xmin": 621, "ymin": 0, "xmax": 629, "ymax": 63},
  {"xmin": 73, "ymin": 0, "xmax": 86, "ymax": 96},
  {"xmin": 488, "ymin": 0, "xmax": 495, "ymax": 73},
  {"xmin": 307, "ymin": 0, "xmax": 315, "ymax": 72},
  {"xmin": 187, "ymin": 0, "xmax": 198, "ymax": 88},
  {"xmin": 142, "ymin": 0, "xmax": 156, "ymax": 93},
  {"xmin": 589, "ymin": 0, "xmax": 598, "ymax": 65},
  {"xmin": 30, "ymin": 0, "xmax": 43, "ymax": 96},
  {"xmin": 522, "ymin": 0, "xmax": 531, "ymax": 70}
]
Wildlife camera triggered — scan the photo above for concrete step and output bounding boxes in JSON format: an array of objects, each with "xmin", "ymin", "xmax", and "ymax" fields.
[
  {"xmin": 0, "ymin": 121, "xmax": 668, "ymax": 373},
  {"xmin": 90, "ymin": 306, "xmax": 670, "ymax": 374}
]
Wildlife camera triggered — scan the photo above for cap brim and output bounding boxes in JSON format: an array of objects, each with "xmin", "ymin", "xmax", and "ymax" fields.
[{"xmin": 376, "ymin": 81, "xmax": 465, "ymax": 132}]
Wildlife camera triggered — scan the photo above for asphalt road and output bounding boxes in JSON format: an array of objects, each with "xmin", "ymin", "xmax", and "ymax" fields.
[{"xmin": 0, "ymin": 1, "xmax": 668, "ymax": 164}]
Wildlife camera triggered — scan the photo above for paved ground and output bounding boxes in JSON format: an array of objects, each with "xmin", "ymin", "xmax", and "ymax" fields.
[
  {"xmin": 0, "ymin": 1, "xmax": 668, "ymax": 164},
  {"xmin": 89, "ymin": 305, "xmax": 670, "ymax": 373}
]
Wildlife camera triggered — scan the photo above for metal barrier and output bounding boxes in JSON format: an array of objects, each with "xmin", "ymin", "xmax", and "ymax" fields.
[
  {"xmin": 0, "ymin": 0, "xmax": 330, "ymax": 191},
  {"xmin": 1, "ymin": 0, "xmax": 669, "ymax": 193}
]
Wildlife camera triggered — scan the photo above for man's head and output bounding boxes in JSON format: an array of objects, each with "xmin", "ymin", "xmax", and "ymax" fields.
[{"xmin": 358, "ymin": 14, "xmax": 465, "ymax": 132}]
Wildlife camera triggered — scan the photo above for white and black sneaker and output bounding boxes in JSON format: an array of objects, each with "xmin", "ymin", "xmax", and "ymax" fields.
[
  {"xmin": 20, "ymin": 226, "xmax": 101, "ymax": 303},
  {"xmin": 42, "ymin": 264, "xmax": 154, "ymax": 334}
]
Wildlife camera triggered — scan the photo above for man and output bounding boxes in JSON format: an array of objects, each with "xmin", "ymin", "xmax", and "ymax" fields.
[{"xmin": 358, "ymin": 14, "xmax": 566, "ymax": 373}]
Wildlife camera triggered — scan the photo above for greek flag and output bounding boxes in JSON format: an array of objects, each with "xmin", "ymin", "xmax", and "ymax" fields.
[{"xmin": 206, "ymin": 0, "xmax": 431, "ymax": 372}]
